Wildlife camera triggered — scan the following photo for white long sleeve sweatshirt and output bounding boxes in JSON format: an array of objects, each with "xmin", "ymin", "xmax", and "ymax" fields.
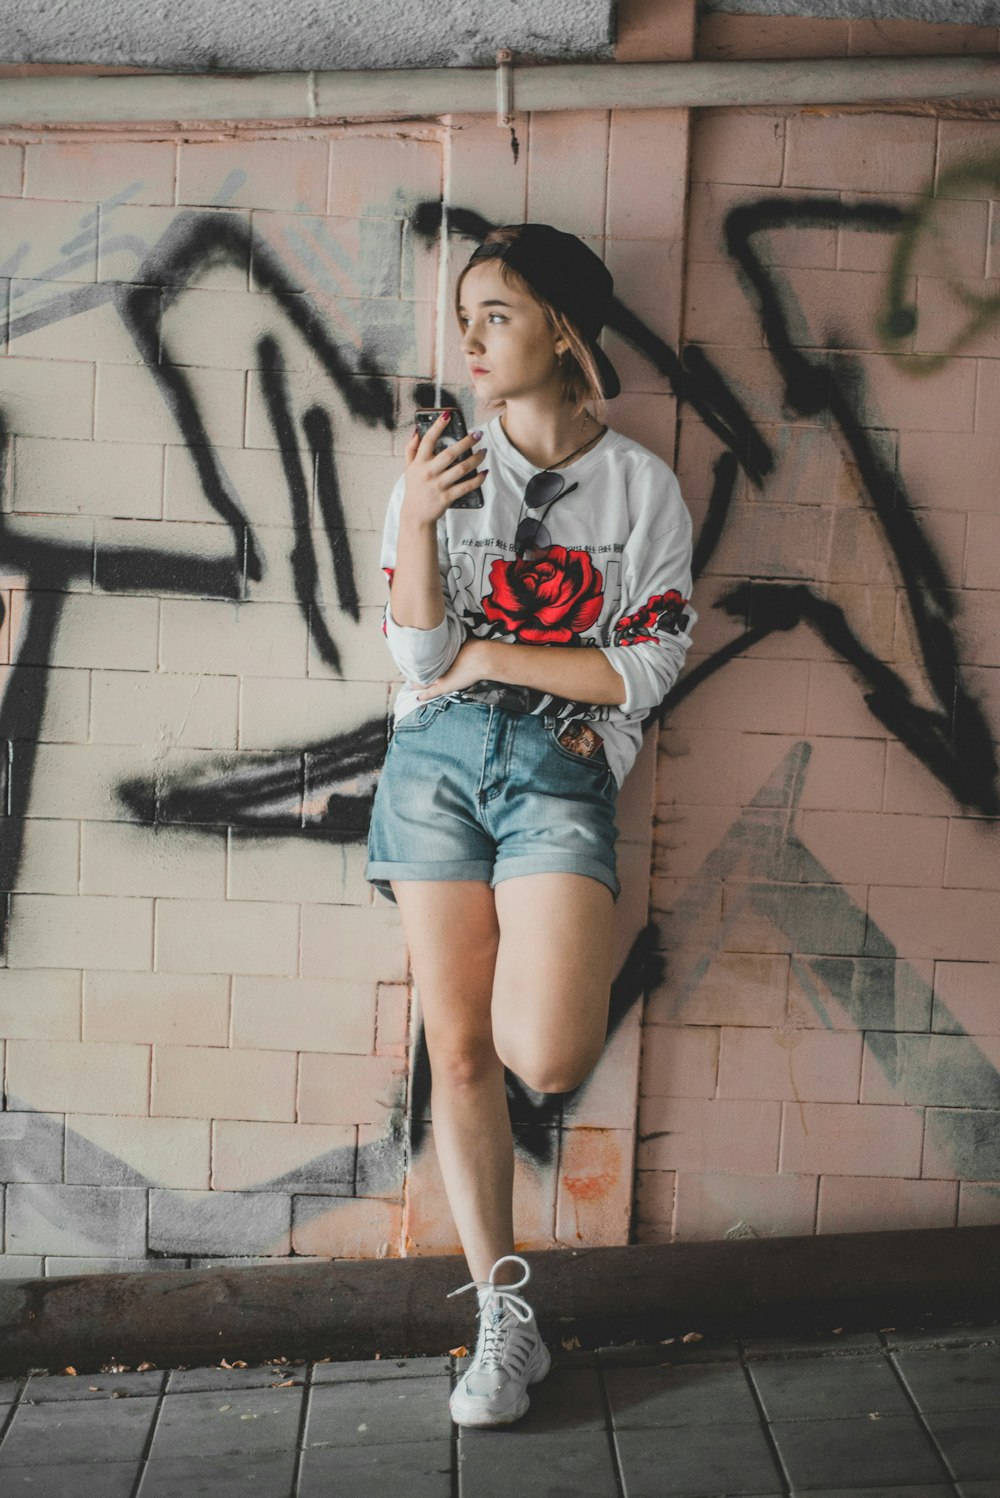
[{"xmin": 379, "ymin": 413, "xmax": 698, "ymax": 789}]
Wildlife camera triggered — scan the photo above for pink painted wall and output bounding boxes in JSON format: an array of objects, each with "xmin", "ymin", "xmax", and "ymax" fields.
[
  {"xmin": 0, "ymin": 4, "xmax": 997, "ymax": 1274},
  {"xmin": 633, "ymin": 3, "xmax": 1000, "ymax": 1244}
]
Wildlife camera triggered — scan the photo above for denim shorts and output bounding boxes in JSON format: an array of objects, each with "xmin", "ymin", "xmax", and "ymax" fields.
[{"xmin": 365, "ymin": 695, "xmax": 620, "ymax": 903}]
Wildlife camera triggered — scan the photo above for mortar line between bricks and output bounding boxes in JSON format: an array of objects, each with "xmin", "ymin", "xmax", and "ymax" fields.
[
  {"xmin": 595, "ymin": 1359, "xmax": 628, "ymax": 1498},
  {"xmin": 737, "ymin": 1345, "xmax": 793, "ymax": 1497},
  {"xmin": 289, "ymin": 1356, "xmax": 315, "ymax": 1498},
  {"xmin": 916, "ymin": 1097, "xmax": 929, "ymax": 1182},
  {"xmin": 126, "ymin": 1369, "xmax": 171, "ymax": 1498}
]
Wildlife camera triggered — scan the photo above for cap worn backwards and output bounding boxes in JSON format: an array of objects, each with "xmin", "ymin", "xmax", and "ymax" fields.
[{"xmin": 467, "ymin": 223, "xmax": 620, "ymax": 400}]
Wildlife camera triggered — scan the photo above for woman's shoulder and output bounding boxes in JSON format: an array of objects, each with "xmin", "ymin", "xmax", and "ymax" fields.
[{"xmin": 602, "ymin": 426, "xmax": 682, "ymax": 495}]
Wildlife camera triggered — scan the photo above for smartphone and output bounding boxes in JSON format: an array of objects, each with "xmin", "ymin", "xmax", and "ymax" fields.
[{"xmin": 414, "ymin": 406, "xmax": 484, "ymax": 510}]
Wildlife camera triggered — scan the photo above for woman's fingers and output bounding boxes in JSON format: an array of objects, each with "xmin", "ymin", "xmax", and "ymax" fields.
[
  {"xmin": 427, "ymin": 430, "xmax": 480, "ymax": 477},
  {"xmin": 415, "ymin": 409, "xmax": 453, "ymax": 458},
  {"xmin": 445, "ymin": 446, "xmax": 485, "ymax": 477},
  {"xmin": 452, "ymin": 464, "xmax": 488, "ymax": 498},
  {"xmin": 402, "ymin": 414, "xmax": 485, "ymax": 522}
]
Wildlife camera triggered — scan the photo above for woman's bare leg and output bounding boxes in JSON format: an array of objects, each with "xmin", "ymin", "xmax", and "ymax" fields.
[
  {"xmin": 390, "ymin": 879, "xmax": 521, "ymax": 1286},
  {"xmin": 491, "ymin": 872, "xmax": 615, "ymax": 1092}
]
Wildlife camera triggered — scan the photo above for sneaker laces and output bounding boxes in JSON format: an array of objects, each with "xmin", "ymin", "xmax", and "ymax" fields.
[{"xmin": 447, "ymin": 1253, "xmax": 535, "ymax": 1370}]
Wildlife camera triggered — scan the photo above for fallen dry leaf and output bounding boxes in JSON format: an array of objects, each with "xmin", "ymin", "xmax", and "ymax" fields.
[
  {"xmin": 219, "ymin": 1359, "xmax": 248, "ymax": 1369},
  {"xmin": 659, "ymin": 1338, "xmax": 676, "ymax": 1345},
  {"xmin": 831, "ymin": 1327, "xmax": 844, "ymax": 1334},
  {"xmin": 271, "ymin": 1378, "xmax": 297, "ymax": 1387},
  {"xmin": 449, "ymin": 1345, "xmax": 469, "ymax": 1358},
  {"xmin": 137, "ymin": 1362, "xmax": 157, "ymax": 1372},
  {"xmin": 879, "ymin": 1327, "xmax": 896, "ymax": 1333},
  {"xmin": 560, "ymin": 1336, "xmax": 581, "ymax": 1350},
  {"xmin": 60, "ymin": 1367, "xmax": 77, "ymax": 1376},
  {"xmin": 681, "ymin": 1332, "xmax": 703, "ymax": 1343}
]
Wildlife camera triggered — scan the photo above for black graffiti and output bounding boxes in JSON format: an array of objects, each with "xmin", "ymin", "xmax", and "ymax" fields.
[
  {"xmin": 2, "ymin": 183, "xmax": 998, "ymax": 1214},
  {"xmin": 416, "ymin": 195, "xmax": 999, "ymax": 815},
  {"xmin": 0, "ymin": 211, "xmax": 403, "ymax": 959},
  {"xmin": 716, "ymin": 197, "xmax": 997, "ymax": 816},
  {"xmin": 0, "ymin": 203, "xmax": 670, "ymax": 1165},
  {"xmin": 406, "ymin": 194, "xmax": 1000, "ymax": 1168}
]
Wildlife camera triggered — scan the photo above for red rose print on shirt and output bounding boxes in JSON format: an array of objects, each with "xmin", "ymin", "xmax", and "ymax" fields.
[
  {"xmin": 482, "ymin": 546, "xmax": 604, "ymax": 644},
  {"xmin": 614, "ymin": 589, "xmax": 690, "ymax": 646}
]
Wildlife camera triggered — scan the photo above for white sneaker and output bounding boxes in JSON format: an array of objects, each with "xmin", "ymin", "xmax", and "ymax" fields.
[{"xmin": 447, "ymin": 1252, "xmax": 552, "ymax": 1427}]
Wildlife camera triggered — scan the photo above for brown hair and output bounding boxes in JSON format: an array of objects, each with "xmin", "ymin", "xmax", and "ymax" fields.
[{"xmin": 454, "ymin": 226, "xmax": 607, "ymax": 421}]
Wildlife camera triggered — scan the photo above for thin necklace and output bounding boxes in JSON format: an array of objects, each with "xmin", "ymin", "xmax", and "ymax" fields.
[{"xmin": 500, "ymin": 414, "xmax": 607, "ymax": 473}]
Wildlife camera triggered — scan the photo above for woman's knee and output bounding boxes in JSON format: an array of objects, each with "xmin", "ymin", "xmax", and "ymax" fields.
[
  {"xmin": 498, "ymin": 1043, "xmax": 603, "ymax": 1096},
  {"xmin": 427, "ymin": 1033, "xmax": 503, "ymax": 1092}
]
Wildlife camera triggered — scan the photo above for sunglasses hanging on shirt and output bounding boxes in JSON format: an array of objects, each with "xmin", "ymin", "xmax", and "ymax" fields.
[
  {"xmin": 514, "ymin": 472, "xmax": 578, "ymax": 557},
  {"xmin": 512, "ymin": 425, "xmax": 607, "ymax": 559}
]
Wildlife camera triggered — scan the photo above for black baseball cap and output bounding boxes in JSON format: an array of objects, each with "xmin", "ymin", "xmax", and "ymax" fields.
[{"xmin": 465, "ymin": 224, "xmax": 621, "ymax": 400}]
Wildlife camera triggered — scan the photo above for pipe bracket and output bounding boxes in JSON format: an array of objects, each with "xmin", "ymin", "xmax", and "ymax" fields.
[{"xmin": 496, "ymin": 48, "xmax": 513, "ymax": 127}]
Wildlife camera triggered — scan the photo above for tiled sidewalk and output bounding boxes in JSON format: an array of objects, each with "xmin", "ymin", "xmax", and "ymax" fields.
[{"xmin": 0, "ymin": 1320, "xmax": 997, "ymax": 1496}]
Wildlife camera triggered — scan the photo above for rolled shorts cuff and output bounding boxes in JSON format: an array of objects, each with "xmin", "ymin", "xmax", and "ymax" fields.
[
  {"xmin": 365, "ymin": 856, "xmax": 495, "ymax": 904},
  {"xmin": 491, "ymin": 853, "xmax": 620, "ymax": 901}
]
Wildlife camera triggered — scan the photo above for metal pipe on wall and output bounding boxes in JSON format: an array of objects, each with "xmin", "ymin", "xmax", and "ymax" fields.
[{"xmin": 0, "ymin": 55, "xmax": 998, "ymax": 127}]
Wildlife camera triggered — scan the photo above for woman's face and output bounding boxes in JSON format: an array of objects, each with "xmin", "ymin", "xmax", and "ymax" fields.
[{"xmin": 457, "ymin": 260, "xmax": 564, "ymax": 404}]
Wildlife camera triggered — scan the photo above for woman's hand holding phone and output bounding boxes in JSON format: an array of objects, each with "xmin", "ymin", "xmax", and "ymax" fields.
[{"xmin": 401, "ymin": 410, "xmax": 487, "ymax": 527}]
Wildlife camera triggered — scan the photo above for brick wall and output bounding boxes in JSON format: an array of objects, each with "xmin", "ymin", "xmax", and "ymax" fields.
[
  {"xmin": 640, "ymin": 33, "xmax": 1000, "ymax": 1240},
  {"xmin": 0, "ymin": 5, "xmax": 998, "ymax": 1274}
]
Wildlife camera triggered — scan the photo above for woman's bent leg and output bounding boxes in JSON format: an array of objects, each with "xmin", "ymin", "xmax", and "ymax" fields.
[
  {"xmin": 390, "ymin": 878, "xmax": 520, "ymax": 1286},
  {"xmin": 492, "ymin": 871, "xmax": 615, "ymax": 1093}
]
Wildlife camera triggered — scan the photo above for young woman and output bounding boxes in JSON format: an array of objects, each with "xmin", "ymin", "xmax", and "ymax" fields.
[{"xmin": 365, "ymin": 223, "xmax": 697, "ymax": 1427}]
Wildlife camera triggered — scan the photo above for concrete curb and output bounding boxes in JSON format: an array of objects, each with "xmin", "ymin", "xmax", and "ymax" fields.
[{"xmin": 1, "ymin": 1223, "xmax": 998, "ymax": 1377}]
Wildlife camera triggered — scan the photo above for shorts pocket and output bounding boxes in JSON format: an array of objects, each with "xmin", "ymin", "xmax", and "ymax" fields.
[
  {"xmin": 392, "ymin": 695, "xmax": 451, "ymax": 733},
  {"xmin": 545, "ymin": 719, "xmax": 611, "ymax": 772}
]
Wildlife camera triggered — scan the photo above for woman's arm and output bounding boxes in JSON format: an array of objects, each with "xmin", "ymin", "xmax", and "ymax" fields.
[
  {"xmin": 381, "ymin": 482, "xmax": 465, "ymax": 685},
  {"xmin": 414, "ymin": 637, "xmax": 625, "ymax": 705},
  {"xmin": 597, "ymin": 509, "xmax": 697, "ymax": 717},
  {"xmin": 416, "ymin": 468, "xmax": 698, "ymax": 710},
  {"xmin": 380, "ymin": 415, "xmax": 486, "ymax": 684},
  {"xmin": 388, "ymin": 509, "xmax": 448, "ymax": 631}
]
